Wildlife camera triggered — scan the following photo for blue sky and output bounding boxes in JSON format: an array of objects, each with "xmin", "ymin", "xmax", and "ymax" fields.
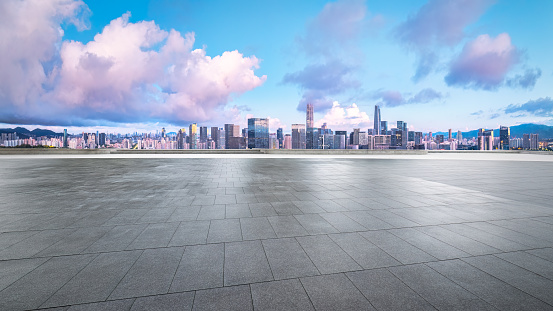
[{"xmin": 1, "ymin": 0, "xmax": 552, "ymax": 134}]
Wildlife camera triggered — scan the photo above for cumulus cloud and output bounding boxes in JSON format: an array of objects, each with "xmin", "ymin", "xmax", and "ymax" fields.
[
  {"xmin": 315, "ymin": 102, "xmax": 372, "ymax": 131},
  {"xmin": 505, "ymin": 97, "xmax": 553, "ymax": 117},
  {"xmin": 373, "ymin": 88, "xmax": 444, "ymax": 107},
  {"xmin": 445, "ymin": 33, "xmax": 520, "ymax": 90},
  {"xmin": 268, "ymin": 117, "xmax": 286, "ymax": 132},
  {"xmin": 505, "ymin": 68, "xmax": 542, "ymax": 89},
  {"xmin": 0, "ymin": 1, "xmax": 266, "ymax": 126},
  {"xmin": 395, "ymin": 0, "xmax": 495, "ymax": 81}
]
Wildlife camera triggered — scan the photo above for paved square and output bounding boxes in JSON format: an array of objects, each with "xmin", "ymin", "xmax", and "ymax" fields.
[{"xmin": 1, "ymin": 155, "xmax": 553, "ymax": 310}]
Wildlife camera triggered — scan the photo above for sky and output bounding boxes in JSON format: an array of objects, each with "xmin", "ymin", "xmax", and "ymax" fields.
[{"xmin": 1, "ymin": 0, "xmax": 552, "ymax": 134}]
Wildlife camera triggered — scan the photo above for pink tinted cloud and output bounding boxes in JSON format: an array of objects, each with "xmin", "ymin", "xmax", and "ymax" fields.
[
  {"xmin": 445, "ymin": 33, "xmax": 520, "ymax": 89},
  {"xmin": 0, "ymin": 3, "xmax": 266, "ymax": 126}
]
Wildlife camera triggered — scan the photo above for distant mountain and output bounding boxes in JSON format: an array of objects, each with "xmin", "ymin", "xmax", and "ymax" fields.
[
  {"xmin": 0, "ymin": 127, "xmax": 63, "ymax": 137},
  {"xmin": 434, "ymin": 123, "xmax": 553, "ymax": 139}
]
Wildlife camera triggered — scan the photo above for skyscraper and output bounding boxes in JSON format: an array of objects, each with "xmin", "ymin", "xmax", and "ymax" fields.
[
  {"xmin": 211, "ymin": 127, "xmax": 220, "ymax": 149},
  {"xmin": 374, "ymin": 105, "xmax": 381, "ymax": 135},
  {"xmin": 177, "ymin": 129, "xmax": 185, "ymax": 149},
  {"xmin": 224, "ymin": 124, "xmax": 240, "ymax": 149},
  {"xmin": 292, "ymin": 124, "xmax": 306, "ymax": 149},
  {"xmin": 448, "ymin": 129, "xmax": 452, "ymax": 142},
  {"xmin": 199, "ymin": 126, "xmax": 208, "ymax": 144},
  {"xmin": 189, "ymin": 123, "xmax": 197, "ymax": 149},
  {"xmin": 277, "ymin": 128, "xmax": 283, "ymax": 149},
  {"xmin": 306, "ymin": 103, "xmax": 314, "ymax": 128},
  {"xmin": 380, "ymin": 121, "xmax": 388, "ymax": 135},
  {"xmin": 248, "ymin": 118, "xmax": 269, "ymax": 149},
  {"xmin": 500, "ymin": 126, "xmax": 510, "ymax": 150},
  {"xmin": 63, "ymin": 129, "xmax": 68, "ymax": 148},
  {"xmin": 457, "ymin": 130, "xmax": 463, "ymax": 142}
]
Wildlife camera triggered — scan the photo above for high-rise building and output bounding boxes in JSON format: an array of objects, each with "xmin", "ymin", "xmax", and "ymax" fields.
[
  {"xmin": 415, "ymin": 132, "xmax": 423, "ymax": 145},
  {"xmin": 292, "ymin": 124, "xmax": 306, "ymax": 149},
  {"xmin": 523, "ymin": 134, "xmax": 530, "ymax": 149},
  {"xmin": 500, "ymin": 126, "xmax": 510, "ymax": 150},
  {"xmin": 306, "ymin": 127, "xmax": 320, "ymax": 149},
  {"xmin": 248, "ymin": 118, "xmax": 269, "ymax": 149},
  {"xmin": 161, "ymin": 128, "xmax": 166, "ymax": 138},
  {"xmin": 277, "ymin": 128, "xmax": 284, "ymax": 149},
  {"xmin": 448, "ymin": 129, "xmax": 452, "ymax": 142},
  {"xmin": 189, "ymin": 123, "xmax": 197, "ymax": 149},
  {"xmin": 177, "ymin": 129, "xmax": 185, "ymax": 149},
  {"xmin": 380, "ymin": 121, "xmax": 388, "ymax": 135},
  {"xmin": 457, "ymin": 130, "xmax": 463, "ymax": 142},
  {"xmin": 63, "ymin": 129, "xmax": 68, "ymax": 148},
  {"xmin": 333, "ymin": 134, "xmax": 346, "ymax": 149},
  {"xmin": 211, "ymin": 127, "xmax": 220, "ymax": 149},
  {"xmin": 306, "ymin": 104, "xmax": 314, "ymax": 128},
  {"xmin": 374, "ymin": 105, "xmax": 381, "ymax": 135},
  {"xmin": 199, "ymin": 126, "xmax": 208, "ymax": 143},
  {"xmin": 224, "ymin": 124, "xmax": 240, "ymax": 149},
  {"xmin": 408, "ymin": 131, "xmax": 415, "ymax": 142},
  {"xmin": 352, "ymin": 128, "xmax": 360, "ymax": 145},
  {"xmin": 99, "ymin": 133, "xmax": 106, "ymax": 147},
  {"xmin": 283, "ymin": 134, "xmax": 292, "ymax": 149},
  {"xmin": 530, "ymin": 133, "xmax": 539, "ymax": 150}
]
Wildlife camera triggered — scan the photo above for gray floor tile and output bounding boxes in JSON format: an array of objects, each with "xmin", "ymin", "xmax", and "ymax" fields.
[
  {"xmin": 329, "ymin": 232, "xmax": 400, "ymax": 269},
  {"xmin": 170, "ymin": 243, "xmax": 224, "ymax": 292},
  {"xmin": 389, "ymin": 228, "xmax": 470, "ymax": 260},
  {"xmin": 85, "ymin": 224, "xmax": 147, "ymax": 253},
  {"xmin": 0, "ymin": 254, "xmax": 96, "ymax": 310},
  {"xmin": 463, "ymin": 255, "xmax": 553, "ymax": 305},
  {"xmin": 42, "ymin": 250, "xmax": 142, "ymax": 308},
  {"xmin": 427, "ymin": 259, "xmax": 552, "ymax": 311},
  {"xmin": 169, "ymin": 221, "xmax": 210, "ymax": 246},
  {"xmin": 496, "ymin": 251, "xmax": 553, "ymax": 280},
  {"xmin": 416, "ymin": 225, "xmax": 500, "ymax": 256},
  {"xmin": 296, "ymin": 235, "xmax": 361, "ymax": 274},
  {"xmin": 109, "ymin": 247, "xmax": 184, "ymax": 299},
  {"xmin": 270, "ymin": 202, "xmax": 303, "ymax": 215},
  {"xmin": 301, "ymin": 273, "xmax": 375, "ymax": 311},
  {"xmin": 192, "ymin": 285, "xmax": 253, "ymax": 311},
  {"xmin": 267, "ymin": 215, "xmax": 308, "ymax": 237},
  {"xmin": 196, "ymin": 205, "xmax": 226, "ymax": 220},
  {"xmin": 225, "ymin": 203, "xmax": 251, "ymax": 218},
  {"xmin": 360, "ymin": 230, "xmax": 436, "ymax": 264},
  {"xmin": 292, "ymin": 200, "xmax": 326, "ymax": 214},
  {"xmin": 224, "ymin": 240, "xmax": 273, "ymax": 285},
  {"xmin": 67, "ymin": 299, "xmax": 135, "ymax": 311},
  {"xmin": 251, "ymin": 279, "xmax": 314, "ymax": 311},
  {"xmin": 0, "ymin": 229, "xmax": 75, "ymax": 260},
  {"xmin": 294, "ymin": 214, "xmax": 339, "ymax": 235},
  {"xmin": 0, "ymin": 257, "xmax": 49, "ymax": 291},
  {"xmin": 248, "ymin": 203, "xmax": 278, "ymax": 217},
  {"xmin": 240, "ymin": 217, "xmax": 276, "ymax": 240},
  {"xmin": 131, "ymin": 292, "xmax": 194, "ymax": 311},
  {"xmin": 207, "ymin": 219, "xmax": 242, "ymax": 243},
  {"xmin": 125, "ymin": 223, "xmax": 179, "ymax": 249},
  {"xmin": 343, "ymin": 211, "xmax": 392, "ymax": 230},
  {"xmin": 389, "ymin": 264, "xmax": 495, "ymax": 311},
  {"xmin": 262, "ymin": 238, "xmax": 319, "ymax": 279},
  {"xmin": 319, "ymin": 213, "xmax": 366, "ymax": 232},
  {"xmin": 347, "ymin": 269, "xmax": 435, "ymax": 311}
]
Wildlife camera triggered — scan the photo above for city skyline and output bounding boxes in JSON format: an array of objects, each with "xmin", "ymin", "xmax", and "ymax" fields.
[{"xmin": 1, "ymin": 0, "xmax": 552, "ymax": 134}]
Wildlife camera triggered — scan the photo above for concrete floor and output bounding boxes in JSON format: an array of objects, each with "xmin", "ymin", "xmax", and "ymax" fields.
[{"xmin": 1, "ymin": 155, "xmax": 553, "ymax": 310}]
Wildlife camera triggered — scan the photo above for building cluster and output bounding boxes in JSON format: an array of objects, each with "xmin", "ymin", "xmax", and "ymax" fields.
[{"xmin": 1, "ymin": 105, "xmax": 548, "ymax": 150}]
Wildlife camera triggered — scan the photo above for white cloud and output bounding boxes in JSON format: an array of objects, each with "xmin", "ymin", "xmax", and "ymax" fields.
[
  {"xmin": 0, "ymin": 3, "xmax": 266, "ymax": 126},
  {"xmin": 315, "ymin": 101, "xmax": 371, "ymax": 131}
]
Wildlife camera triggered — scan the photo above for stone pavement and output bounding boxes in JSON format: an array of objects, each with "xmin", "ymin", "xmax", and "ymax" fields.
[{"xmin": 0, "ymin": 156, "xmax": 553, "ymax": 310}]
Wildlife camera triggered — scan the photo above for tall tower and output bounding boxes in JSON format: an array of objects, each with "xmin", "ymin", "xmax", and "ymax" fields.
[
  {"xmin": 63, "ymin": 129, "xmax": 68, "ymax": 148},
  {"xmin": 306, "ymin": 104, "xmax": 314, "ymax": 128},
  {"xmin": 374, "ymin": 105, "xmax": 381, "ymax": 135},
  {"xmin": 189, "ymin": 123, "xmax": 197, "ymax": 149}
]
